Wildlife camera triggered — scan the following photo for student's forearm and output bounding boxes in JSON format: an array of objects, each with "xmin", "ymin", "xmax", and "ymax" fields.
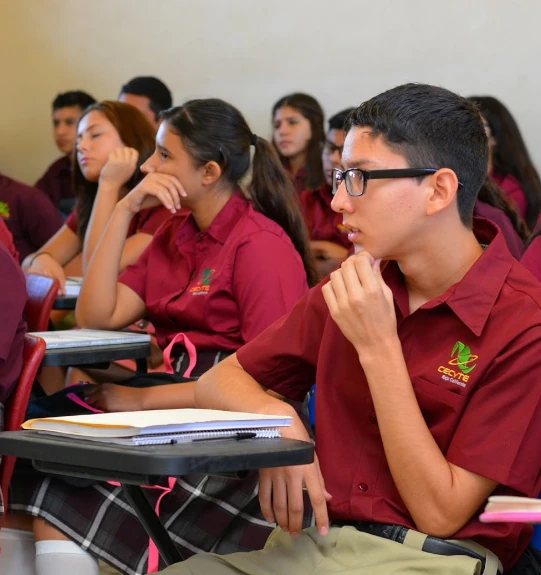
[
  {"xmin": 141, "ymin": 382, "xmax": 197, "ymax": 409},
  {"xmin": 196, "ymin": 355, "xmax": 297, "ymax": 419},
  {"xmin": 76, "ymin": 205, "xmax": 132, "ymax": 327},
  {"xmin": 361, "ymin": 338, "xmax": 470, "ymax": 537},
  {"xmin": 82, "ymin": 182, "xmax": 121, "ymax": 271}
]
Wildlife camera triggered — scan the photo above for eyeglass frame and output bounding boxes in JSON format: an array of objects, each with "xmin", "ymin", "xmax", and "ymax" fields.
[{"xmin": 332, "ymin": 167, "xmax": 464, "ymax": 197}]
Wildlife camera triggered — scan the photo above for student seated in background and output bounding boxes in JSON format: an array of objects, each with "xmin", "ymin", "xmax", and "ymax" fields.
[
  {"xmin": 22, "ymin": 101, "xmax": 169, "ymax": 296},
  {"xmin": 11, "ymin": 98, "xmax": 316, "ymax": 575},
  {"xmin": 272, "ymin": 92, "xmax": 325, "ymax": 193},
  {"xmin": 300, "ymin": 108, "xmax": 354, "ymax": 278},
  {"xmin": 119, "ymin": 76, "xmax": 173, "ymax": 131},
  {"xmin": 470, "ymin": 96, "xmax": 541, "ymax": 231},
  {"xmin": 0, "ymin": 172, "xmax": 62, "ymax": 263},
  {"xmin": 35, "ymin": 90, "xmax": 97, "ymax": 218},
  {"xmin": 474, "ymin": 178, "xmax": 527, "ymax": 259},
  {"xmin": 157, "ymin": 84, "xmax": 541, "ymax": 575}
]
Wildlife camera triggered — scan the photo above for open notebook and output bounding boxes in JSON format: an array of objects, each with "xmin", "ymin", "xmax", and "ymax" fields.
[
  {"xmin": 28, "ymin": 329, "xmax": 151, "ymax": 349},
  {"xmin": 480, "ymin": 496, "xmax": 541, "ymax": 523},
  {"xmin": 64, "ymin": 276, "xmax": 83, "ymax": 297},
  {"xmin": 22, "ymin": 409, "xmax": 292, "ymax": 446}
]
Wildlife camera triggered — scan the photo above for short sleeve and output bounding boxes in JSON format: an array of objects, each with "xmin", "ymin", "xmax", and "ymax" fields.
[
  {"xmin": 521, "ymin": 237, "xmax": 541, "ymax": 282},
  {"xmin": 237, "ymin": 282, "xmax": 329, "ymax": 402},
  {"xmin": 232, "ymin": 231, "xmax": 308, "ymax": 343},
  {"xmin": 446, "ymin": 325, "xmax": 541, "ymax": 492},
  {"xmin": 118, "ymin": 242, "xmax": 151, "ymax": 302},
  {"xmin": 65, "ymin": 211, "xmax": 78, "ymax": 234}
]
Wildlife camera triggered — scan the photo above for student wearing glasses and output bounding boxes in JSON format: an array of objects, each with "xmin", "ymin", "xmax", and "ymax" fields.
[
  {"xmin": 157, "ymin": 84, "xmax": 541, "ymax": 575},
  {"xmin": 300, "ymin": 109, "xmax": 354, "ymax": 278}
]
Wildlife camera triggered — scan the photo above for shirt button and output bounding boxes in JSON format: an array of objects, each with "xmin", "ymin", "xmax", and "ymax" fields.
[
  {"xmin": 368, "ymin": 414, "xmax": 377, "ymax": 425},
  {"xmin": 196, "ymin": 233, "xmax": 204, "ymax": 241},
  {"xmin": 359, "ymin": 483, "xmax": 369, "ymax": 492}
]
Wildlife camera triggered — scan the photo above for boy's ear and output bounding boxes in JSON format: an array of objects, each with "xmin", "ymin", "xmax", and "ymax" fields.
[{"xmin": 425, "ymin": 168, "xmax": 460, "ymax": 217}]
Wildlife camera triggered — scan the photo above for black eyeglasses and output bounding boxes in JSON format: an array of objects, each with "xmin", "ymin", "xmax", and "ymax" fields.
[{"xmin": 332, "ymin": 168, "xmax": 464, "ymax": 197}]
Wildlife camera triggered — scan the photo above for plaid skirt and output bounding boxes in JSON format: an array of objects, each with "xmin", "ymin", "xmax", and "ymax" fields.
[{"xmin": 9, "ymin": 469, "xmax": 313, "ymax": 575}]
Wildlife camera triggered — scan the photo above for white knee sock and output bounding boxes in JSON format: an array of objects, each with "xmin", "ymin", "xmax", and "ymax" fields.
[{"xmin": 35, "ymin": 540, "xmax": 99, "ymax": 575}]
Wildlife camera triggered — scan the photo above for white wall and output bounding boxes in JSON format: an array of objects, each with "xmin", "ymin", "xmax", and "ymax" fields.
[{"xmin": 1, "ymin": 0, "xmax": 540, "ymax": 184}]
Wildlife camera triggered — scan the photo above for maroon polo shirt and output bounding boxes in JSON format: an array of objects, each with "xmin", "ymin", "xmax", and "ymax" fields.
[
  {"xmin": 35, "ymin": 156, "xmax": 73, "ymax": 207},
  {"xmin": 237, "ymin": 218, "xmax": 541, "ymax": 570},
  {"xmin": 119, "ymin": 191, "xmax": 308, "ymax": 352},
  {"xmin": 473, "ymin": 199, "xmax": 524, "ymax": 259},
  {"xmin": 0, "ymin": 174, "xmax": 62, "ymax": 262},
  {"xmin": 491, "ymin": 172, "xmax": 527, "ymax": 222},
  {"xmin": 0, "ymin": 241, "xmax": 27, "ymax": 405},
  {"xmin": 520, "ymin": 235, "xmax": 541, "ymax": 282},
  {"xmin": 65, "ymin": 205, "xmax": 174, "ymax": 238},
  {"xmin": 300, "ymin": 184, "xmax": 351, "ymax": 249}
]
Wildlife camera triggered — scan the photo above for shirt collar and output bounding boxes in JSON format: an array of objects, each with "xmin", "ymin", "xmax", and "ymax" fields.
[
  {"xmin": 383, "ymin": 218, "xmax": 514, "ymax": 336},
  {"xmin": 175, "ymin": 191, "xmax": 248, "ymax": 248},
  {"xmin": 315, "ymin": 184, "xmax": 334, "ymax": 203}
]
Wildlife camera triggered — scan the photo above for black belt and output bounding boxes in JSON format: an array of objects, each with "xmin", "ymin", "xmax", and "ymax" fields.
[{"xmin": 332, "ymin": 521, "xmax": 502, "ymax": 575}]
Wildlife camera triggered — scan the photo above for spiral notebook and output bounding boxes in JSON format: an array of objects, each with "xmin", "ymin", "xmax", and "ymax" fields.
[{"xmin": 22, "ymin": 408, "xmax": 292, "ymax": 446}]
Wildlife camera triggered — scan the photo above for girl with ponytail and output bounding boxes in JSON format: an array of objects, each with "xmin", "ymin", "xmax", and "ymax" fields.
[{"xmin": 13, "ymin": 99, "xmax": 314, "ymax": 575}]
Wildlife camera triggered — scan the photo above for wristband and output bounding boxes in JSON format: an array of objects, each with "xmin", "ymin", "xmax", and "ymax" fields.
[{"xmin": 28, "ymin": 251, "xmax": 54, "ymax": 267}]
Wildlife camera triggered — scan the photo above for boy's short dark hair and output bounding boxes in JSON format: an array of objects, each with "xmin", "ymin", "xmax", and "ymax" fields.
[
  {"xmin": 328, "ymin": 108, "xmax": 355, "ymax": 132},
  {"xmin": 52, "ymin": 91, "xmax": 96, "ymax": 111},
  {"xmin": 120, "ymin": 76, "xmax": 172, "ymax": 121},
  {"xmin": 345, "ymin": 84, "xmax": 488, "ymax": 226}
]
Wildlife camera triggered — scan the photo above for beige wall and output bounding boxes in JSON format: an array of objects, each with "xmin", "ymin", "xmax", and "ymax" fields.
[{"xmin": 1, "ymin": 0, "xmax": 540, "ymax": 185}]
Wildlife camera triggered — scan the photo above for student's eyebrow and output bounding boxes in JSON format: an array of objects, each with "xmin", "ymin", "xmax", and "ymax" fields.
[
  {"xmin": 76, "ymin": 123, "xmax": 101, "ymax": 138},
  {"xmin": 340, "ymin": 159, "xmax": 381, "ymax": 170},
  {"xmin": 157, "ymin": 143, "xmax": 172, "ymax": 155}
]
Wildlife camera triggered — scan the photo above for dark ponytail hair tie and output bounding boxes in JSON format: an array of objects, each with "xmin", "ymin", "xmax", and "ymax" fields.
[{"xmin": 251, "ymin": 133, "xmax": 258, "ymax": 147}]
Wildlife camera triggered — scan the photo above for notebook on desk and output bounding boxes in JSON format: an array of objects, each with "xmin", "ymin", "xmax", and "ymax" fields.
[
  {"xmin": 480, "ymin": 496, "xmax": 541, "ymax": 523},
  {"xmin": 64, "ymin": 276, "xmax": 83, "ymax": 297},
  {"xmin": 29, "ymin": 329, "xmax": 151, "ymax": 349},
  {"xmin": 22, "ymin": 408, "xmax": 292, "ymax": 446}
]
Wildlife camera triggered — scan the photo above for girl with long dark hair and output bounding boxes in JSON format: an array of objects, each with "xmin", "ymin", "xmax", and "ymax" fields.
[
  {"xmin": 272, "ymin": 92, "xmax": 325, "ymax": 193},
  {"xmin": 12, "ymin": 98, "xmax": 315, "ymax": 575},
  {"xmin": 470, "ymin": 96, "xmax": 541, "ymax": 230}
]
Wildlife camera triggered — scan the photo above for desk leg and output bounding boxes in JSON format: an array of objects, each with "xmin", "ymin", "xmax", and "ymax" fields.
[{"xmin": 122, "ymin": 484, "xmax": 183, "ymax": 566}]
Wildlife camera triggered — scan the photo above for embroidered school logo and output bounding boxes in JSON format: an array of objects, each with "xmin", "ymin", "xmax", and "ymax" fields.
[
  {"xmin": 437, "ymin": 341, "xmax": 478, "ymax": 387},
  {"xmin": 190, "ymin": 268, "xmax": 216, "ymax": 296},
  {"xmin": 0, "ymin": 202, "xmax": 10, "ymax": 219},
  {"xmin": 449, "ymin": 341, "xmax": 478, "ymax": 374}
]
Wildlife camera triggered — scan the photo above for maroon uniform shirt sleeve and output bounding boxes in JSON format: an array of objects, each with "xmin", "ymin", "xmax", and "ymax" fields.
[
  {"xmin": 446, "ymin": 322, "xmax": 541, "ymax": 492},
  {"xmin": 521, "ymin": 236, "xmax": 541, "ymax": 282},
  {"xmin": 118, "ymin": 241, "xmax": 151, "ymax": 303},
  {"xmin": 236, "ymin": 283, "xmax": 329, "ymax": 401},
  {"xmin": 64, "ymin": 211, "xmax": 78, "ymax": 234},
  {"xmin": 0, "ymin": 243, "xmax": 26, "ymax": 403},
  {"xmin": 232, "ymin": 231, "xmax": 308, "ymax": 343}
]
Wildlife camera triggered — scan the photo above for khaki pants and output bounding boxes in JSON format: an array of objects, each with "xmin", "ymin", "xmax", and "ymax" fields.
[{"xmin": 156, "ymin": 526, "xmax": 482, "ymax": 574}]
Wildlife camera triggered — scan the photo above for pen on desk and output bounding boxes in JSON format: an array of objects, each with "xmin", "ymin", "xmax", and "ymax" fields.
[{"xmin": 192, "ymin": 432, "xmax": 257, "ymax": 443}]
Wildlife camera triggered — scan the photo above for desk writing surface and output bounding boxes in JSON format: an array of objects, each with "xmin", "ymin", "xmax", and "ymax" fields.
[
  {"xmin": 0, "ymin": 431, "xmax": 314, "ymax": 477},
  {"xmin": 29, "ymin": 329, "xmax": 151, "ymax": 349}
]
